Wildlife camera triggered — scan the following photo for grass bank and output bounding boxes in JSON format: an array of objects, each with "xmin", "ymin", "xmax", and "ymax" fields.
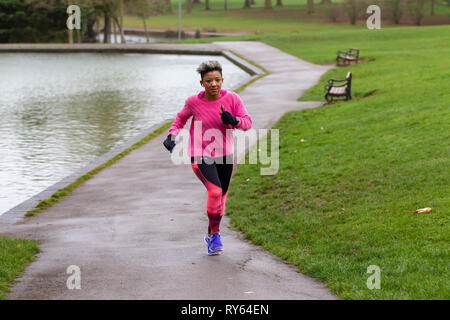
[
  {"xmin": 0, "ymin": 238, "xmax": 39, "ymax": 300},
  {"xmin": 183, "ymin": 25, "xmax": 450, "ymax": 299}
]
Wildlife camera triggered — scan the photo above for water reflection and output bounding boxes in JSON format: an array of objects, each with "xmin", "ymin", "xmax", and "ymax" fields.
[
  {"xmin": 0, "ymin": 53, "xmax": 250, "ymax": 215},
  {"xmin": 97, "ymin": 33, "xmax": 174, "ymax": 44}
]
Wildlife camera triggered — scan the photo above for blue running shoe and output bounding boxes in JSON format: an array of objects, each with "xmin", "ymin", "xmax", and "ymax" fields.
[
  {"xmin": 205, "ymin": 234, "xmax": 223, "ymax": 255},
  {"xmin": 210, "ymin": 233, "xmax": 224, "ymax": 252}
]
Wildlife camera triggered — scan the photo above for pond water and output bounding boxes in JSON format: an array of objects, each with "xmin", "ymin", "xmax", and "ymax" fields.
[{"xmin": 0, "ymin": 53, "xmax": 250, "ymax": 215}]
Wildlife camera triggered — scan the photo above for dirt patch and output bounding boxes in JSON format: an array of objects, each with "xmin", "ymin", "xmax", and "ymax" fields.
[{"xmin": 336, "ymin": 57, "xmax": 374, "ymax": 67}]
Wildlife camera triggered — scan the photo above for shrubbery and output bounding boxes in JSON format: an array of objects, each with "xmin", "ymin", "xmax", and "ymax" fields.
[{"xmin": 0, "ymin": 0, "xmax": 67, "ymax": 43}]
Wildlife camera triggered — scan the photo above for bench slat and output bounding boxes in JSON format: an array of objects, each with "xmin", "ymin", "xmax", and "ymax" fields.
[{"xmin": 329, "ymin": 86, "xmax": 347, "ymax": 95}]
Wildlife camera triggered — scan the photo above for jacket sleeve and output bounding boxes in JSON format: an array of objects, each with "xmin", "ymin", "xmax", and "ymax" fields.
[
  {"xmin": 168, "ymin": 98, "xmax": 193, "ymax": 136},
  {"xmin": 232, "ymin": 93, "xmax": 252, "ymax": 131}
]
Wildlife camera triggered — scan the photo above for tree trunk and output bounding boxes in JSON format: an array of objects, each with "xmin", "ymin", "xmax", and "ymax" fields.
[
  {"xmin": 95, "ymin": 17, "xmax": 100, "ymax": 42},
  {"xmin": 113, "ymin": 17, "xmax": 124, "ymax": 43},
  {"xmin": 119, "ymin": 0, "xmax": 126, "ymax": 43},
  {"xmin": 103, "ymin": 14, "xmax": 110, "ymax": 43},
  {"xmin": 224, "ymin": 0, "xmax": 227, "ymax": 10},
  {"xmin": 243, "ymin": 0, "xmax": 250, "ymax": 9},
  {"xmin": 205, "ymin": 0, "xmax": 210, "ymax": 10},
  {"xmin": 166, "ymin": 0, "xmax": 172, "ymax": 12},
  {"xmin": 68, "ymin": 0, "xmax": 73, "ymax": 44},
  {"xmin": 276, "ymin": 0, "xmax": 282, "ymax": 6},
  {"xmin": 431, "ymin": 0, "xmax": 435, "ymax": 15},
  {"xmin": 307, "ymin": 0, "xmax": 314, "ymax": 14},
  {"xmin": 264, "ymin": 0, "xmax": 272, "ymax": 9},
  {"xmin": 113, "ymin": 19, "xmax": 118, "ymax": 43},
  {"xmin": 321, "ymin": 0, "xmax": 331, "ymax": 4},
  {"xmin": 186, "ymin": 0, "xmax": 193, "ymax": 13},
  {"xmin": 141, "ymin": 15, "xmax": 150, "ymax": 43}
]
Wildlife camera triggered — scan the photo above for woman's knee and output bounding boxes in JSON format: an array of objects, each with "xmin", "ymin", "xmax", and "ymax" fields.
[{"xmin": 206, "ymin": 185, "xmax": 223, "ymax": 213}]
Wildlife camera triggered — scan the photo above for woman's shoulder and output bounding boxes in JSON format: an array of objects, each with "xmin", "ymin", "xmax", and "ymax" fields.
[
  {"xmin": 185, "ymin": 92, "xmax": 201, "ymax": 105},
  {"xmin": 225, "ymin": 91, "xmax": 243, "ymax": 104}
]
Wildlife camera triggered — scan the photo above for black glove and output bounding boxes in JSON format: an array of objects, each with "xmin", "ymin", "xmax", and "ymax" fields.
[
  {"xmin": 220, "ymin": 111, "xmax": 239, "ymax": 126},
  {"xmin": 163, "ymin": 134, "xmax": 176, "ymax": 153}
]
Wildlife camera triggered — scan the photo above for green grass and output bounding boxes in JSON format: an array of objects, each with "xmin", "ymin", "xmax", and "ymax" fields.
[
  {"xmin": 168, "ymin": 0, "xmax": 319, "ymax": 12},
  {"xmin": 178, "ymin": 24, "xmax": 450, "ymax": 299},
  {"xmin": 124, "ymin": 0, "xmax": 450, "ymax": 33},
  {"xmin": 124, "ymin": 9, "xmax": 360, "ymax": 34},
  {"xmin": 0, "ymin": 238, "xmax": 40, "ymax": 300}
]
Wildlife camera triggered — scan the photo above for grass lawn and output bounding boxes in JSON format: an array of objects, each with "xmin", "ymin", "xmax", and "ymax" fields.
[
  {"xmin": 124, "ymin": 7, "xmax": 361, "ymax": 34},
  {"xmin": 123, "ymin": 0, "xmax": 450, "ymax": 33},
  {"xmin": 179, "ymin": 24, "xmax": 450, "ymax": 299},
  {"xmin": 0, "ymin": 238, "xmax": 39, "ymax": 300}
]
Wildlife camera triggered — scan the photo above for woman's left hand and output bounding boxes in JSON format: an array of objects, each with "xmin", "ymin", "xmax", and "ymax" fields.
[{"xmin": 220, "ymin": 110, "xmax": 239, "ymax": 126}]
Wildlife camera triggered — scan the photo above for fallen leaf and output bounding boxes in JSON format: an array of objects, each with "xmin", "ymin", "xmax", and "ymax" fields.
[
  {"xmin": 17, "ymin": 244, "xmax": 21, "ymax": 248},
  {"xmin": 412, "ymin": 207, "xmax": 432, "ymax": 214}
]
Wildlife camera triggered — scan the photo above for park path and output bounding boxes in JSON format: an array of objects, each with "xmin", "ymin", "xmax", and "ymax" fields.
[{"xmin": 0, "ymin": 41, "xmax": 336, "ymax": 299}]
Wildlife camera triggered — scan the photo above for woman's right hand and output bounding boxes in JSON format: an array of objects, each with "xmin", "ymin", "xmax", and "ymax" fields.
[{"xmin": 163, "ymin": 134, "xmax": 176, "ymax": 153}]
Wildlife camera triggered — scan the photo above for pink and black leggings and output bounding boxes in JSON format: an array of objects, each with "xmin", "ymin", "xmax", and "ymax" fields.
[{"xmin": 191, "ymin": 155, "xmax": 234, "ymax": 235}]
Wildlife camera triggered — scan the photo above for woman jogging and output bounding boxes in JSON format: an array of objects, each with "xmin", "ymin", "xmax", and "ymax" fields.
[{"xmin": 163, "ymin": 61, "xmax": 252, "ymax": 255}]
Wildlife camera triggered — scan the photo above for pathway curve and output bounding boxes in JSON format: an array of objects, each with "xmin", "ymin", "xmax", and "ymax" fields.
[{"xmin": 0, "ymin": 41, "xmax": 336, "ymax": 299}]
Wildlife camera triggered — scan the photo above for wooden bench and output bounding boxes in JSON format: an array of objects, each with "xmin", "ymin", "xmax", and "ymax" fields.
[
  {"xmin": 336, "ymin": 48, "xmax": 359, "ymax": 66},
  {"xmin": 324, "ymin": 71, "xmax": 352, "ymax": 103}
]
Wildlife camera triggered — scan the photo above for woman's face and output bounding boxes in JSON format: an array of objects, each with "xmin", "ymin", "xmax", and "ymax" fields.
[{"xmin": 200, "ymin": 70, "xmax": 223, "ymax": 98}]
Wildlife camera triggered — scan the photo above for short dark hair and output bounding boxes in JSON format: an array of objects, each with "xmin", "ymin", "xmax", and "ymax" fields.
[{"xmin": 197, "ymin": 61, "xmax": 222, "ymax": 79}]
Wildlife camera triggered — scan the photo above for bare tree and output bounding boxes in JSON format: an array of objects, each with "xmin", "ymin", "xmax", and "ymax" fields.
[
  {"xmin": 68, "ymin": 0, "xmax": 73, "ymax": 43},
  {"xmin": 186, "ymin": 0, "xmax": 193, "ymax": 13},
  {"xmin": 383, "ymin": 0, "xmax": 404, "ymax": 24},
  {"xmin": 118, "ymin": 0, "xmax": 125, "ymax": 43},
  {"xmin": 342, "ymin": 0, "xmax": 365, "ymax": 25},
  {"xmin": 307, "ymin": 0, "xmax": 314, "ymax": 14},
  {"xmin": 326, "ymin": 2, "xmax": 340, "ymax": 22},
  {"xmin": 406, "ymin": 0, "xmax": 426, "ymax": 25},
  {"xmin": 113, "ymin": 18, "xmax": 118, "ymax": 42},
  {"xmin": 129, "ymin": 0, "xmax": 158, "ymax": 42}
]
